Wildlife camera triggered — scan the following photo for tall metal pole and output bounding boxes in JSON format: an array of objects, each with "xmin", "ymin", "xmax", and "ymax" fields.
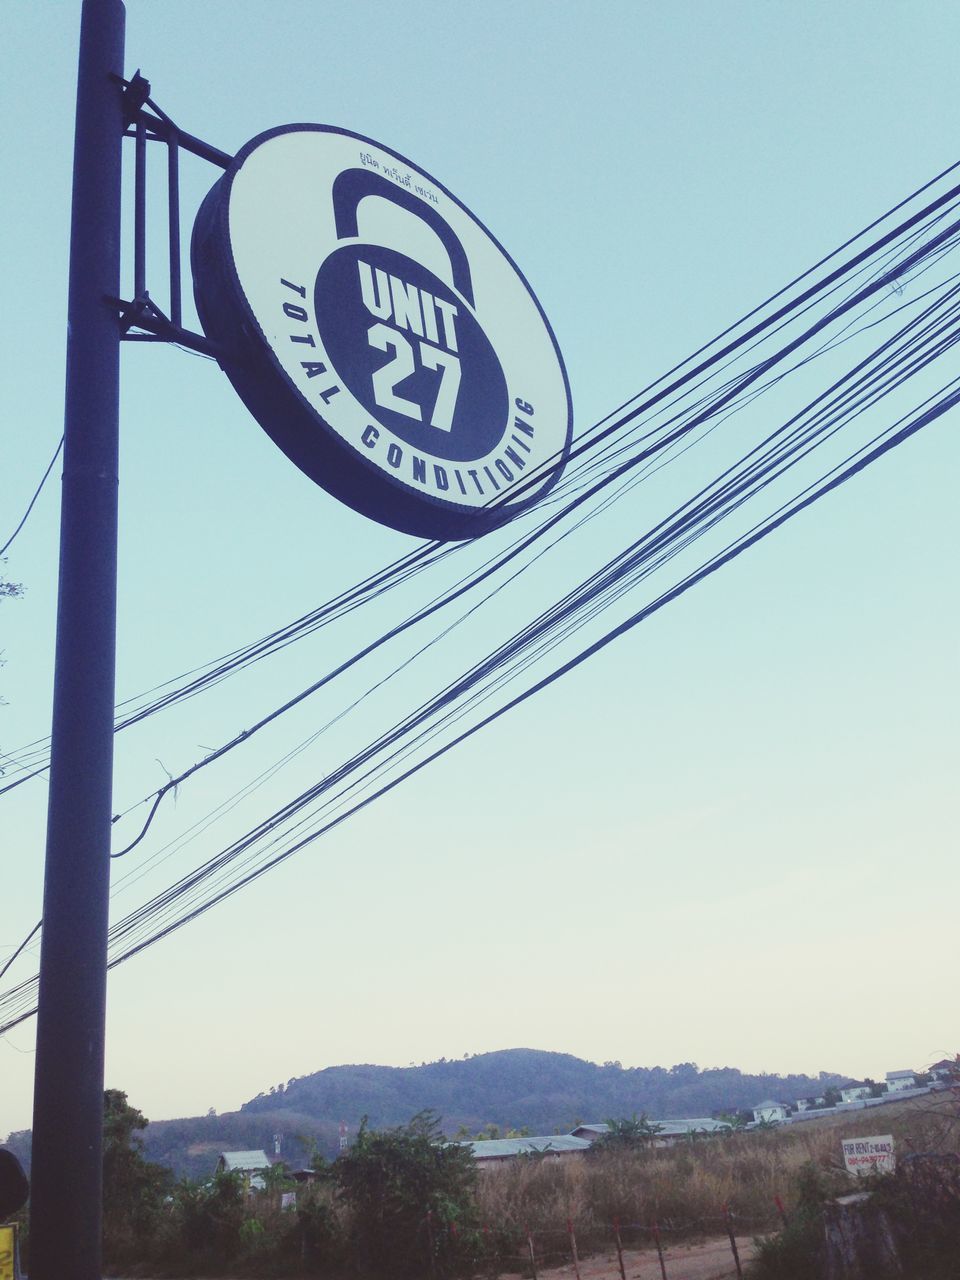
[{"xmin": 29, "ymin": 2, "xmax": 125, "ymax": 1277}]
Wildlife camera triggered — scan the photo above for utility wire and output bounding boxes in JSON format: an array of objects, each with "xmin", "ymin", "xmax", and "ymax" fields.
[
  {"xmin": 1, "ymin": 363, "xmax": 954, "ymax": 1032},
  {"xmin": 100, "ymin": 222, "xmax": 960, "ymax": 855},
  {"xmin": 9, "ymin": 307, "xmax": 954, "ymax": 1017},
  {"xmin": 0, "ymin": 435, "xmax": 63, "ymax": 558},
  {"xmin": 2, "ymin": 161, "xmax": 959, "ymax": 1018},
  {"xmin": 3, "ymin": 157, "xmax": 959, "ymax": 786}
]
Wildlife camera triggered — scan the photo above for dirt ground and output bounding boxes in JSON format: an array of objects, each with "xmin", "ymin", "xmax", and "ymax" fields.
[
  {"xmin": 533, "ymin": 1234, "xmax": 759, "ymax": 1279},
  {"xmin": 110, "ymin": 1235, "xmax": 760, "ymax": 1280}
]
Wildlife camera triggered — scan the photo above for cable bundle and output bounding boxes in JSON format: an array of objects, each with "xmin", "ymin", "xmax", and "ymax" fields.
[{"xmin": 2, "ymin": 160, "xmax": 959, "ymax": 1034}]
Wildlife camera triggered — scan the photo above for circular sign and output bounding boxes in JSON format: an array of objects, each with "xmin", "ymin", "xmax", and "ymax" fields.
[{"xmin": 191, "ymin": 125, "xmax": 572, "ymax": 539}]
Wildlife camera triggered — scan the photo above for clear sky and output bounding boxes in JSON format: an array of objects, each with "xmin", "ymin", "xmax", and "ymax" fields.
[{"xmin": 1, "ymin": 1, "xmax": 958, "ymax": 1138}]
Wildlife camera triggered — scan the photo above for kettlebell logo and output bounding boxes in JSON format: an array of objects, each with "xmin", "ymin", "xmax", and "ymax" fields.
[
  {"xmin": 314, "ymin": 169, "xmax": 510, "ymax": 465},
  {"xmin": 192, "ymin": 124, "xmax": 571, "ymax": 538}
]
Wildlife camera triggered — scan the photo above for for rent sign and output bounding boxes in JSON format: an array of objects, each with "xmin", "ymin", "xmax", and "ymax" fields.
[{"xmin": 841, "ymin": 1134, "xmax": 896, "ymax": 1176}]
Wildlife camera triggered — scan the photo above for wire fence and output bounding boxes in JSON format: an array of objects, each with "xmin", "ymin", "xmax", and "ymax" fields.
[
  {"xmin": 424, "ymin": 1153, "xmax": 960, "ymax": 1280},
  {"xmin": 415, "ymin": 1199, "xmax": 780, "ymax": 1279}
]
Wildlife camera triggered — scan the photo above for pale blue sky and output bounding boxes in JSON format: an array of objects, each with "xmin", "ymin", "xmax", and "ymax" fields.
[{"xmin": 1, "ymin": 1, "xmax": 958, "ymax": 1136}]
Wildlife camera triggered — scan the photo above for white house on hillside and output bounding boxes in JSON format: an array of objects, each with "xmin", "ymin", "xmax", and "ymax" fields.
[
  {"xmin": 839, "ymin": 1084, "xmax": 872, "ymax": 1103},
  {"xmin": 752, "ymin": 1100, "xmax": 790, "ymax": 1124},
  {"xmin": 885, "ymin": 1070, "xmax": 917, "ymax": 1093},
  {"xmin": 795, "ymin": 1096, "xmax": 826, "ymax": 1112}
]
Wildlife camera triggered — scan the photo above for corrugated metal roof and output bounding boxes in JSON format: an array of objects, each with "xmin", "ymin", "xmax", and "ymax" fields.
[
  {"xmin": 458, "ymin": 1135, "xmax": 592, "ymax": 1159},
  {"xmin": 657, "ymin": 1117, "xmax": 731, "ymax": 1134},
  {"xmin": 753, "ymin": 1100, "xmax": 789, "ymax": 1110},
  {"xmin": 219, "ymin": 1150, "xmax": 272, "ymax": 1171},
  {"xmin": 885, "ymin": 1070, "xmax": 916, "ymax": 1080},
  {"xmin": 573, "ymin": 1118, "xmax": 731, "ymax": 1138}
]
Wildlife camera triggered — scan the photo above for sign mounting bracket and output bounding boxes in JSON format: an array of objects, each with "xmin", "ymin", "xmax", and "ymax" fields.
[{"xmin": 111, "ymin": 72, "xmax": 232, "ymax": 358}]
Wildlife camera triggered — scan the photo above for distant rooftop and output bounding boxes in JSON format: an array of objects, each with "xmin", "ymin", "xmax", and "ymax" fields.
[
  {"xmin": 218, "ymin": 1150, "xmax": 272, "ymax": 1171},
  {"xmin": 572, "ymin": 1118, "xmax": 730, "ymax": 1137},
  {"xmin": 457, "ymin": 1135, "xmax": 592, "ymax": 1159},
  {"xmin": 658, "ymin": 1117, "xmax": 731, "ymax": 1134}
]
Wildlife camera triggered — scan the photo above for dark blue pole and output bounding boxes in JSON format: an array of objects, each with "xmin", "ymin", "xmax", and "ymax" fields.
[{"xmin": 29, "ymin": 2, "xmax": 125, "ymax": 1277}]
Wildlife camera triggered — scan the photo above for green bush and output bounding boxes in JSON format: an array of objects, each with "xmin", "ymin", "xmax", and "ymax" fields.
[
  {"xmin": 334, "ymin": 1111, "xmax": 477, "ymax": 1280},
  {"xmin": 874, "ymin": 1156, "xmax": 960, "ymax": 1280},
  {"xmin": 748, "ymin": 1164, "xmax": 836, "ymax": 1280},
  {"xmin": 173, "ymin": 1169, "xmax": 247, "ymax": 1262},
  {"xmin": 748, "ymin": 1159, "xmax": 960, "ymax": 1280}
]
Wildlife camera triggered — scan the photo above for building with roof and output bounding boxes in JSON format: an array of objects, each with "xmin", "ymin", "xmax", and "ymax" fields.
[
  {"xmin": 885, "ymin": 1070, "xmax": 918, "ymax": 1093},
  {"xmin": 752, "ymin": 1100, "xmax": 790, "ymax": 1124},
  {"xmin": 569, "ymin": 1123, "xmax": 610, "ymax": 1141},
  {"xmin": 217, "ymin": 1150, "xmax": 273, "ymax": 1190},
  {"xmin": 795, "ymin": 1096, "xmax": 826, "ymax": 1112},
  {"xmin": 652, "ymin": 1118, "xmax": 732, "ymax": 1142},
  {"xmin": 570, "ymin": 1118, "xmax": 730, "ymax": 1147},
  {"xmin": 456, "ymin": 1135, "xmax": 592, "ymax": 1167},
  {"xmin": 839, "ymin": 1084, "xmax": 872, "ymax": 1104}
]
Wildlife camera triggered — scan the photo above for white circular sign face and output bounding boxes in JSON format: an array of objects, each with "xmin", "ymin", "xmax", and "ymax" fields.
[{"xmin": 192, "ymin": 125, "xmax": 571, "ymax": 539}]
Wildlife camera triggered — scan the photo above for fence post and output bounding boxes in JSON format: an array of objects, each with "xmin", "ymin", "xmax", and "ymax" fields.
[
  {"xmin": 526, "ymin": 1225, "xmax": 539, "ymax": 1280},
  {"xmin": 613, "ymin": 1218, "xmax": 628, "ymax": 1280},
  {"xmin": 567, "ymin": 1217, "xmax": 582, "ymax": 1280},
  {"xmin": 425, "ymin": 1209, "xmax": 436, "ymax": 1278},
  {"xmin": 723, "ymin": 1204, "xmax": 744, "ymax": 1280},
  {"xmin": 823, "ymin": 1192, "xmax": 902, "ymax": 1278},
  {"xmin": 652, "ymin": 1222, "xmax": 669, "ymax": 1280},
  {"xmin": 775, "ymin": 1194, "xmax": 790, "ymax": 1228}
]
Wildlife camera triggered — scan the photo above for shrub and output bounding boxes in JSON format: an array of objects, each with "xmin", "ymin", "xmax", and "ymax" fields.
[
  {"xmin": 173, "ymin": 1169, "xmax": 247, "ymax": 1263},
  {"xmin": 749, "ymin": 1163, "xmax": 838, "ymax": 1280},
  {"xmin": 334, "ymin": 1111, "xmax": 477, "ymax": 1279}
]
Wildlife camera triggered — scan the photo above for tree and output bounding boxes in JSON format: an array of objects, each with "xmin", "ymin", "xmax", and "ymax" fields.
[
  {"xmin": 101, "ymin": 1089, "xmax": 172, "ymax": 1258},
  {"xmin": 592, "ymin": 1114, "xmax": 664, "ymax": 1152},
  {"xmin": 259, "ymin": 1158, "xmax": 296, "ymax": 1199},
  {"xmin": 334, "ymin": 1111, "xmax": 477, "ymax": 1279},
  {"xmin": 174, "ymin": 1169, "xmax": 246, "ymax": 1260},
  {"xmin": 669, "ymin": 1062, "xmax": 699, "ymax": 1080}
]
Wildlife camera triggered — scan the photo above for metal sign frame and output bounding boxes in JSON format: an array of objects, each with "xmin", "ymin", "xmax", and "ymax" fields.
[{"xmin": 191, "ymin": 123, "xmax": 572, "ymax": 539}]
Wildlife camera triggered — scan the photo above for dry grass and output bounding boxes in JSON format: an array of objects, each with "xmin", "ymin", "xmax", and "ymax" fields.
[{"xmin": 472, "ymin": 1089, "xmax": 960, "ymax": 1266}]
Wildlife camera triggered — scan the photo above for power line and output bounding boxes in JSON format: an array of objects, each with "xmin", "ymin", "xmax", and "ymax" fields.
[
  {"xmin": 3, "ymin": 277, "xmax": 955, "ymax": 1030},
  {"xmin": 4, "ymin": 163, "xmax": 960, "ymax": 790},
  {"xmin": 2, "ymin": 158, "xmax": 960, "ymax": 1021},
  {"xmin": 0, "ymin": 435, "xmax": 64, "ymax": 558}
]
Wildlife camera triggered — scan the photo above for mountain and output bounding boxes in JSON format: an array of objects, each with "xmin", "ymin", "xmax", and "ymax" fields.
[
  {"xmin": 137, "ymin": 1049, "xmax": 844, "ymax": 1178},
  {"xmin": 3, "ymin": 1049, "xmax": 848, "ymax": 1180},
  {"xmin": 238, "ymin": 1047, "xmax": 842, "ymax": 1133}
]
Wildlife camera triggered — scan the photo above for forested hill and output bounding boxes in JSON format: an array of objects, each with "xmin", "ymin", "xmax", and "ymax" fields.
[
  {"xmin": 239, "ymin": 1048, "xmax": 843, "ymax": 1132},
  {"xmin": 29, "ymin": 1048, "xmax": 843, "ymax": 1180}
]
